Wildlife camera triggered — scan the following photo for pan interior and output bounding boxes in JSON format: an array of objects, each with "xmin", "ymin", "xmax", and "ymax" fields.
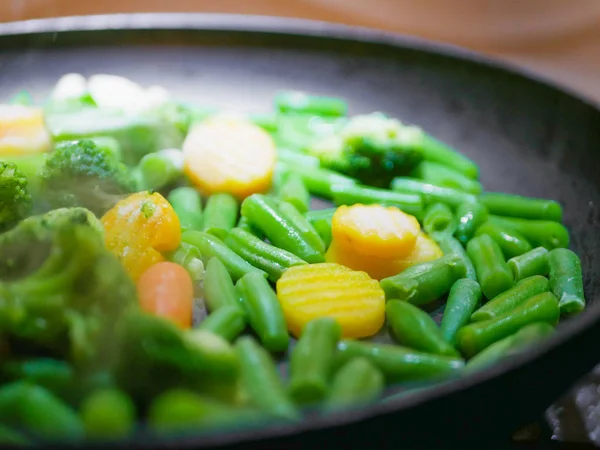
[{"xmin": 0, "ymin": 22, "xmax": 600, "ymax": 434}]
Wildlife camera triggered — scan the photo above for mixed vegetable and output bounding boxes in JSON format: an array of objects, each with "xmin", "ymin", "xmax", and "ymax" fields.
[{"xmin": 0, "ymin": 73, "xmax": 583, "ymax": 444}]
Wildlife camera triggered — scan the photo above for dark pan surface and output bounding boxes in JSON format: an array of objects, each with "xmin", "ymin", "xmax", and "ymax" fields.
[{"xmin": 1, "ymin": 14, "xmax": 600, "ymax": 449}]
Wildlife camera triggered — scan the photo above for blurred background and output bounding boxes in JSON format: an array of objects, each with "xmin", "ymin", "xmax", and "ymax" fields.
[{"xmin": 1, "ymin": 0, "xmax": 600, "ymax": 102}]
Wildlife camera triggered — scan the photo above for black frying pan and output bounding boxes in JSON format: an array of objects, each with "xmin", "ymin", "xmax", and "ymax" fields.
[{"xmin": 0, "ymin": 13, "xmax": 599, "ymax": 450}]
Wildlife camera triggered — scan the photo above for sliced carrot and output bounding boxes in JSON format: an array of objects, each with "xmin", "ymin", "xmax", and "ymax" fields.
[
  {"xmin": 0, "ymin": 105, "xmax": 51, "ymax": 155},
  {"xmin": 326, "ymin": 232, "xmax": 444, "ymax": 280},
  {"xmin": 331, "ymin": 204, "xmax": 420, "ymax": 258},
  {"xmin": 182, "ymin": 117, "xmax": 276, "ymax": 200},
  {"xmin": 276, "ymin": 263, "xmax": 385, "ymax": 338},
  {"xmin": 137, "ymin": 261, "xmax": 194, "ymax": 329}
]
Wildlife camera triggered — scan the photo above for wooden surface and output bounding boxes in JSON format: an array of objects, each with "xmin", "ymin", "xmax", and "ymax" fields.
[{"xmin": 1, "ymin": 0, "xmax": 599, "ymax": 101}]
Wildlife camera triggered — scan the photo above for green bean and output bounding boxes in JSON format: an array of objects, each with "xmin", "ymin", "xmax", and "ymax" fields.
[
  {"xmin": 237, "ymin": 272, "xmax": 289, "ymax": 353},
  {"xmin": 202, "ymin": 193, "xmax": 239, "ymax": 234},
  {"xmin": 167, "ymin": 242, "xmax": 204, "ymax": 281},
  {"xmin": 223, "ymin": 227, "xmax": 307, "ymax": 282},
  {"xmin": 203, "ymin": 257, "xmax": 245, "ymax": 313},
  {"xmin": 274, "ymin": 114, "xmax": 316, "ymax": 152},
  {"xmin": 454, "ymin": 201, "xmax": 489, "ymax": 245},
  {"xmin": 411, "ymin": 161, "xmax": 482, "ymax": 194},
  {"xmin": 471, "ymin": 275, "xmax": 549, "ymax": 322},
  {"xmin": 380, "ymin": 254, "xmax": 467, "ymax": 305},
  {"xmin": 435, "ymin": 235, "xmax": 477, "ymax": 281},
  {"xmin": 0, "ymin": 382, "xmax": 84, "ymax": 442},
  {"xmin": 422, "ymin": 202, "xmax": 456, "ymax": 236},
  {"xmin": 386, "ymin": 300, "xmax": 459, "ymax": 357},
  {"xmin": 331, "ymin": 183, "xmax": 424, "ymax": 219},
  {"xmin": 168, "ymin": 186, "xmax": 203, "ymax": 231},
  {"xmin": 237, "ymin": 215, "xmax": 264, "ymax": 239},
  {"xmin": 508, "ymin": 247, "xmax": 550, "ymax": 282},
  {"xmin": 549, "ymin": 248, "xmax": 585, "ymax": 314},
  {"xmin": 135, "ymin": 149, "xmax": 183, "ymax": 191},
  {"xmin": 391, "ymin": 177, "xmax": 477, "ymax": 209},
  {"xmin": 466, "ymin": 234, "xmax": 514, "ymax": 299},
  {"xmin": 277, "ymin": 148, "xmax": 320, "ymax": 168},
  {"xmin": 184, "ymin": 329, "xmax": 241, "ymax": 380},
  {"xmin": 277, "ymin": 200, "xmax": 326, "ymax": 255},
  {"xmin": 323, "ymin": 358, "xmax": 384, "ymax": 412},
  {"xmin": 488, "ymin": 215, "xmax": 569, "ymax": 250},
  {"xmin": 466, "ymin": 323, "xmax": 554, "ymax": 372},
  {"xmin": 311, "ymin": 218, "xmax": 333, "ymax": 249},
  {"xmin": 479, "ymin": 192, "xmax": 562, "ymax": 222},
  {"xmin": 272, "ymin": 164, "xmax": 289, "ymax": 194},
  {"xmin": 241, "ymin": 194, "xmax": 324, "ymax": 263},
  {"xmin": 148, "ymin": 389, "xmax": 245, "ymax": 433},
  {"xmin": 457, "ymin": 291, "xmax": 559, "ymax": 357},
  {"xmin": 417, "ymin": 133, "xmax": 479, "ymax": 179},
  {"xmin": 235, "ymin": 337, "xmax": 299, "ymax": 420},
  {"xmin": 80, "ymin": 389, "xmax": 135, "ymax": 440},
  {"xmin": 289, "ymin": 318, "xmax": 342, "ymax": 404},
  {"xmin": 198, "ymin": 306, "xmax": 247, "ymax": 342},
  {"xmin": 275, "ymin": 91, "xmax": 347, "ymax": 117},
  {"xmin": 249, "ymin": 113, "xmax": 278, "ymax": 133},
  {"xmin": 336, "ymin": 340, "xmax": 464, "ymax": 383},
  {"xmin": 440, "ymin": 279, "xmax": 482, "ymax": 345},
  {"xmin": 277, "ymin": 162, "xmax": 356, "ymax": 198},
  {"xmin": 475, "ymin": 222, "xmax": 532, "ymax": 259},
  {"xmin": 277, "ymin": 172, "xmax": 311, "ymax": 213},
  {"xmin": 182, "ymin": 231, "xmax": 266, "ymax": 281},
  {"xmin": 305, "ymin": 208, "xmax": 337, "ymax": 223}
]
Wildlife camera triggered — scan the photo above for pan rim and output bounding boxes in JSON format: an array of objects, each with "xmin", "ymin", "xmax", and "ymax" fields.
[{"xmin": 1, "ymin": 12, "xmax": 599, "ymax": 447}]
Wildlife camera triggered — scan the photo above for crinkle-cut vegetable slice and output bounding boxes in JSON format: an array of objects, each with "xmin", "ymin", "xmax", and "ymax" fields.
[
  {"xmin": 182, "ymin": 116, "xmax": 277, "ymax": 200},
  {"xmin": 325, "ymin": 232, "xmax": 443, "ymax": 280},
  {"xmin": 331, "ymin": 204, "xmax": 420, "ymax": 258},
  {"xmin": 102, "ymin": 191, "xmax": 181, "ymax": 281},
  {"xmin": 276, "ymin": 263, "xmax": 385, "ymax": 338},
  {"xmin": 0, "ymin": 105, "xmax": 51, "ymax": 155}
]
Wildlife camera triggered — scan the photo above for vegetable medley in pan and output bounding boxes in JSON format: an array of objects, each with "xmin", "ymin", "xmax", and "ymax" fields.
[{"xmin": 0, "ymin": 73, "xmax": 584, "ymax": 444}]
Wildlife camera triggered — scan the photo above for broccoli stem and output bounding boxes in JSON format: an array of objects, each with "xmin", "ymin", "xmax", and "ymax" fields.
[
  {"xmin": 0, "ymin": 153, "xmax": 46, "ymax": 194},
  {"xmin": 10, "ymin": 242, "xmax": 91, "ymax": 296}
]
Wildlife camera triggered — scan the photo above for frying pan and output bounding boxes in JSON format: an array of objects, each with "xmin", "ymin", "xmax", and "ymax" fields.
[{"xmin": 0, "ymin": 13, "xmax": 599, "ymax": 449}]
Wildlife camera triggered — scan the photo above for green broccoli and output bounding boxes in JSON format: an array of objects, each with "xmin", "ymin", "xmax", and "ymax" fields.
[
  {"xmin": 0, "ymin": 162, "xmax": 32, "ymax": 232},
  {"xmin": 40, "ymin": 139, "xmax": 135, "ymax": 216},
  {"xmin": 306, "ymin": 113, "xmax": 424, "ymax": 187},
  {"xmin": 0, "ymin": 154, "xmax": 47, "ymax": 196},
  {"xmin": 46, "ymin": 108, "xmax": 184, "ymax": 166},
  {"xmin": 0, "ymin": 213, "xmax": 136, "ymax": 369},
  {"xmin": 0, "ymin": 207, "xmax": 103, "ymax": 279},
  {"xmin": 38, "ymin": 207, "xmax": 104, "ymax": 237}
]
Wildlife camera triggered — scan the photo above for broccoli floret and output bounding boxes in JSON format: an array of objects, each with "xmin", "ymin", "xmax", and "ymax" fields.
[
  {"xmin": 0, "ymin": 207, "xmax": 104, "ymax": 278},
  {"xmin": 38, "ymin": 207, "xmax": 104, "ymax": 237},
  {"xmin": 0, "ymin": 216, "xmax": 136, "ymax": 369},
  {"xmin": 40, "ymin": 139, "xmax": 135, "ymax": 215},
  {"xmin": 307, "ymin": 113, "xmax": 424, "ymax": 187},
  {"xmin": 0, "ymin": 162, "xmax": 32, "ymax": 232}
]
